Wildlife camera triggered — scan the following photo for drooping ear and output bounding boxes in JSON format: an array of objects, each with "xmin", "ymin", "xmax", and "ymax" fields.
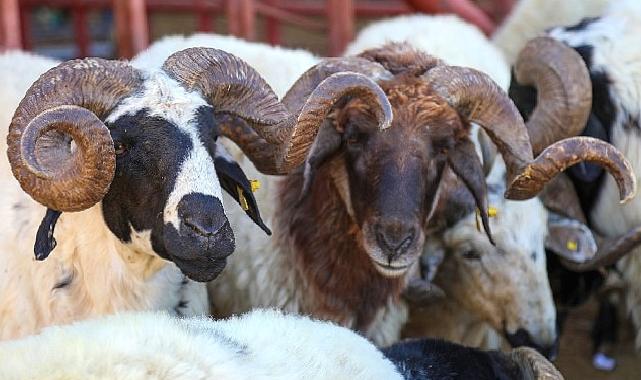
[
  {"xmin": 447, "ymin": 138, "xmax": 494, "ymax": 244},
  {"xmin": 34, "ymin": 208, "xmax": 62, "ymax": 260},
  {"xmin": 298, "ymin": 118, "xmax": 342, "ymax": 203},
  {"xmin": 214, "ymin": 149, "xmax": 271, "ymax": 235},
  {"xmin": 546, "ymin": 212, "xmax": 597, "ymax": 263},
  {"xmin": 426, "ymin": 166, "xmax": 476, "ymax": 232}
]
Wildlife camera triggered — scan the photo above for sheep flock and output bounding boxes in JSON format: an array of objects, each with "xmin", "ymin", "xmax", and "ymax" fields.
[{"xmin": 2, "ymin": 0, "xmax": 641, "ymax": 378}]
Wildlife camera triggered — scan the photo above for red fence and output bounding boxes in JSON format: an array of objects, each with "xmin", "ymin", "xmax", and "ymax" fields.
[{"xmin": 0, "ymin": 0, "xmax": 514, "ymax": 58}]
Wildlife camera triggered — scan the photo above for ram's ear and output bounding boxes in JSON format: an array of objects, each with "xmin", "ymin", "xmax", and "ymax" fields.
[
  {"xmin": 214, "ymin": 150, "xmax": 271, "ymax": 235},
  {"xmin": 298, "ymin": 119, "xmax": 342, "ymax": 204},
  {"xmin": 545, "ymin": 212, "xmax": 597, "ymax": 263},
  {"xmin": 447, "ymin": 138, "xmax": 493, "ymax": 244},
  {"xmin": 35, "ymin": 208, "xmax": 62, "ymax": 260}
]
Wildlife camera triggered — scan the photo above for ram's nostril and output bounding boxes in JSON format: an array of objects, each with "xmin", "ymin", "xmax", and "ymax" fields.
[
  {"xmin": 184, "ymin": 215, "xmax": 217, "ymax": 236},
  {"xmin": 375, "ymin": 222, "xmax": 416, "ymax": 256}
]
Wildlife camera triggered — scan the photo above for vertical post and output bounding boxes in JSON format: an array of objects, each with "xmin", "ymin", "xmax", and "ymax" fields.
[
  {"xmin": 226, "ymin": 0, "xmax": 255, "ymax": 40},
  {"xmin": 113, "ymin": 0, "xmax": 149, "ymax": 59},
  {"xmin": 19, "ymin": 5, "xmax": 32, "ymax": 51},
  {"xmin": 326, "ymin": 0, "xmax": 353, "ymax": 56},
  {"xmin": 264, "ymin": 0, "xmax": 280, "ymax": 45},
  {"xmin": 0, "ymin": 0, "xmax": 21, "ymax": 50},
  {"xmin": 197, "ymin": 0, "xmax": 214, "ymax": 32},
  {"xmin": 72, "ymin": 5, "xmax": 89, "ymax": 57}
]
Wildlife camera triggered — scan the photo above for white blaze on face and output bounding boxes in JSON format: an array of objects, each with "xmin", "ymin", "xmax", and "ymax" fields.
[{"xmin": 107, "ymin": 70, "xmax": 224, "ymax": 232}]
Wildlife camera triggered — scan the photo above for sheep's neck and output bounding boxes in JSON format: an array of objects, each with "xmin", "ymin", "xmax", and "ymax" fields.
[{"xmin": 276, "ymin": 161, "xmax": 403, "ymax": 333}]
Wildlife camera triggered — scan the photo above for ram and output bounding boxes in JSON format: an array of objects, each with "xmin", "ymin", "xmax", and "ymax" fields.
[
  {"xmin": 0, "ymin": 47, "xmax": 391, "ymax": 339},
  {"xmin": 507, "ymin": 0, "xmax": 641, "ymax": 351}
]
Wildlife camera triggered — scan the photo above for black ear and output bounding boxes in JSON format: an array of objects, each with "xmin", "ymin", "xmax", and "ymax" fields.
[
  {"xmin": 214, "ymin": 153, "xmax": 271, "ymax": 235},
  {"xmin": 447, "ymin": 138, "xmax": 494, "ymax": 245},
  {"xmin": 34, "ymin": 208, "xmax": 62, "ymax": 260}
]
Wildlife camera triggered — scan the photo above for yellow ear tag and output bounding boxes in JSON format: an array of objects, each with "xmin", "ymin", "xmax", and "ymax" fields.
[
  {"xmin": 475, "ymin": 207, "xmax": 498, "ymax": 231},
  {"xmin": 566, "ymin": 240, "xmax": 578, "ymax": 251},
  {"xmin": 250, "ymin": 179, "xmax": 261, "ymax": 193},
  {"xmin": 237, "ymin": 186, "xmax": 249, "ymax": 211}
]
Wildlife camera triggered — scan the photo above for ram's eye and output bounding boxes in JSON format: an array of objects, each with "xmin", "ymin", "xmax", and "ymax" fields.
[
  {"xmin": 114, "ymin": 142, "xmax": 127, "ymax": 155},
  {"xmin": 462, "ymin": 249, "xmax": 481, "ymax": 260}
]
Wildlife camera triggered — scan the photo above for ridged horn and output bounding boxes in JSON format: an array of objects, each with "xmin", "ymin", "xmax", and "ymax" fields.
[
  {"xmin": 514, "ymin": 36, "xmax": 592, "ymax": 155},
  {"xmin": 7, "ymin": 58, "xmax": 142, "ymax": 211}
]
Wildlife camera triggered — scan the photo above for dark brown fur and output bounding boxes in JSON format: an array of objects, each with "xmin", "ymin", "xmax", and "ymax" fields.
[
  {"xmin": 273, "ymin": 45, "xmax": 478, "ymax": 333},
  {"xmin": 278, "ymin": 161, "xmax": 404, "ymax": 331}
]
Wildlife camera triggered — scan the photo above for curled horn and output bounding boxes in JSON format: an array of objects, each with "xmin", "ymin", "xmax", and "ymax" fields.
[
  {"xmin": 514, "ymin": 37, "xmax": 592, "ymax": 154},
  {"xmin": 162, "ymin": 49, "xmax": 393, "ymax": 175},
  {"xmin": 7, "ymin": 59, "xmax": 142, "ymax": 211},
  {"xmin": 287, "ymin": 57, "xmax": 394, "ymax": 199},
  {"xmin": 421, "ymin": 65, "xmax": 636, "ymax": 204},
  {"xmin": 511, "ymin": 347, "xmax": 563, "ymax": 380}
]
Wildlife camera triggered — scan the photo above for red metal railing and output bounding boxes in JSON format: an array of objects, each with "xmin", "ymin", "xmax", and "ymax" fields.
[{"xmin": 0, "ymin": 0, "xmax": 515, "ymax": 58}]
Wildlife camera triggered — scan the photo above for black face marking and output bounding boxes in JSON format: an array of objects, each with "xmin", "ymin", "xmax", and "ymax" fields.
[
  {"xmin": 34, "ymin": 208, "xmax": 62, "ymax": 261},
  {"xmin": 99, "ymin": 107, "xmax": 237, "ymax": 282},
  {"xmin": 102, "ymin": 109, "xmax": 192, "ymax": 243}
]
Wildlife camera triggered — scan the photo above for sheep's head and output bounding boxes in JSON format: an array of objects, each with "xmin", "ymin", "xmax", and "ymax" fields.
[
  {"xmin": 432, "ymin": 160, "xmax": 557, "ymax": 359},
  {"xmin": 7, "ymin": 48, "xmax": 392, "ymax": 282},
  {"xmin": 328, "ymin": 81, "xmax": 466, "ymax": 275},
  {"xmin": 294, "ymin": 42, "xmax": 635, "ymax": 278}
]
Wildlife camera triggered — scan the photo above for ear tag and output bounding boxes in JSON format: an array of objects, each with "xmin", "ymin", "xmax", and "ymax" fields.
[
  {"xmin": 250, "ymin": 179, "xmax": 261, "ymax": 193},
  {"xmin": 566, "ymin": 240, "xmax": 578, "ymax": 251},
  {"xmin": 475, "ymin": 206, "xmax": 498, "ymax": 232},
  {"xmin": 237, "ymin": 186, "xmax": 249, "ymax": 211}
]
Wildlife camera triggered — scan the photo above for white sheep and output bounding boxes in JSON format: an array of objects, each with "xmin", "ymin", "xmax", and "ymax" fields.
[
  {"xmin": 0, "ymin": 309, "xmax": 403, "ymax": 380},
  {"xmin": 492, "ymin": 0, "xmax": 612, "ymax": 64}
]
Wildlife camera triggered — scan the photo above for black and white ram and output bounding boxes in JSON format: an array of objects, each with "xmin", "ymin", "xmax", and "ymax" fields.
[{"xmin": 0, "ymin": 48, "xmax": 392, "ymax": 339}]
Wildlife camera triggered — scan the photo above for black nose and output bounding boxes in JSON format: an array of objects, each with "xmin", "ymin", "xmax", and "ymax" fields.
[
  {"xmin": 375, "ymin": 221, "xmax": 415, "ymax": 258},
  {"xmin": 506, "ymin": 328, "xmax": 559, "ymax": 361},
  {"xmin": 178, "ymin": 194, "xmax": 229, "ymax": 237}
]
